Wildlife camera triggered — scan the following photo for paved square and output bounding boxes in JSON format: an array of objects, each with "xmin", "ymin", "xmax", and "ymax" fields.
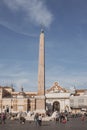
[{"xmin": 0, "ymin": 118, "xmax": 87, "ymax": 130}]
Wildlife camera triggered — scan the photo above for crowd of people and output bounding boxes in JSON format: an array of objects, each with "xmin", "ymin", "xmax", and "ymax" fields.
[{"xmin": 0, "ymin": 111, "xmax": 87, "ymax": 126}]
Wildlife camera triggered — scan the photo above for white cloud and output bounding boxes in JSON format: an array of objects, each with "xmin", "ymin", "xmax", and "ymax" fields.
[
  {"xmin": 46, "ymin": 74, "xmax": 87, "ymax": 90},
  {"xmin": 0, "ymin": 20, "xmax": 38, "ymax": 37},
  {"xmin": 0, "ymin": 60, "xmax": 87, "ymax": 91},
  {"xmin": 0, "ymin": 61, "xmax": 37, "ymax": 91},
  {"xmin": 3, "ymin": 0, "xmax": 53, "ymax": 28},
  {"xmin": 46, "ymin": 65, "xmax": 87, "ymax": 89}
]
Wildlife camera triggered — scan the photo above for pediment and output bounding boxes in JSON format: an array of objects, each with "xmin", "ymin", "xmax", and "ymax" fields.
[{"xmin": 46, "ymin": 82, "xmax": 67, "ymax": 93}]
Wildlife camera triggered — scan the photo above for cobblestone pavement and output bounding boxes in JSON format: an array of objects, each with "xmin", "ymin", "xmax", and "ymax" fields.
[{"xmin": 0, "ymin": 118, "xmax": 87, "ymax": 130}]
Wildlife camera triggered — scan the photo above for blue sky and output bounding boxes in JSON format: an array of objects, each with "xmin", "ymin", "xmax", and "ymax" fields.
[{"xmin": 0, "ymin": 0, "xmax": 87, "ymax": 92}]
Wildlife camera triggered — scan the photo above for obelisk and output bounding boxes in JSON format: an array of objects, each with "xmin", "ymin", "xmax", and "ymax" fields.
[
  {"xmin": 38, "ymin": 29, "xmax": 45, "ymax": 95},
  {"xmin": 35, "ymin": 29, "xmax": 46, "ymax": 113}
]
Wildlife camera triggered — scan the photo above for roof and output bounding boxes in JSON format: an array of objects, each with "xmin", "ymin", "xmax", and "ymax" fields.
[{"xmin": 76, "ymin": 89, "xmax": 87, "ymax": 93}]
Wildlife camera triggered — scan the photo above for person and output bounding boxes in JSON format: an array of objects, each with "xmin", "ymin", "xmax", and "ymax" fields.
[
  {"xmin": 20, "ymin": 116, "xmax": 25, "ymax": 124},
  {"xmin": 34, "ymin": 113, "xmax": 39, "ymax": 126},
  {"xmin": 81, "ymin": 114, "xmax": 85, "ymax": 121},
  {"xmin": 55, "ymin": 113, "xmax": 59, "ymax": 124},
  {"xmin": 1, "ymin": 113, "xmax": 6, "ymax": 124},
  {"xmin": 38, "ymin": 114, "xmax": 42, "ymax": 126},
  {"xmin": 0, "ymin": 113, "xmax": 2, "ymax": 124},
  {"xmin": 60, "ymin": 113, "xmax": 65, "ymax": 122}
]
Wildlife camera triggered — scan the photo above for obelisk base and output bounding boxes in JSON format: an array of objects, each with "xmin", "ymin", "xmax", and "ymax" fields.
[{"xmin": 35, "ymin": 95, "xmax": 46, "ymax": 114}]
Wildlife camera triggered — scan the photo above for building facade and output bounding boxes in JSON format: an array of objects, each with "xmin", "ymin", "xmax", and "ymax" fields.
[
  {"xmin": 70, "ymin": 90, "xmax": 87, "ymax": 113},
  {"xmin": 0, "ymin": 82, "xmax": 70, "ymax": 113},
  {"xmin": 0, "ymin": 82, "xmax": 87, "ymax": 114}
]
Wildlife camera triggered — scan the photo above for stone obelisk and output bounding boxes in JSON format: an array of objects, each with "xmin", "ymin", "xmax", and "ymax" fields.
[
  {"xmin": 38, "ymin": 29, "xmax": 45, "ymax": 95},
  {"xmin": 35, "ymin": 29, "xmax": 46, "ymax": 113}
]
